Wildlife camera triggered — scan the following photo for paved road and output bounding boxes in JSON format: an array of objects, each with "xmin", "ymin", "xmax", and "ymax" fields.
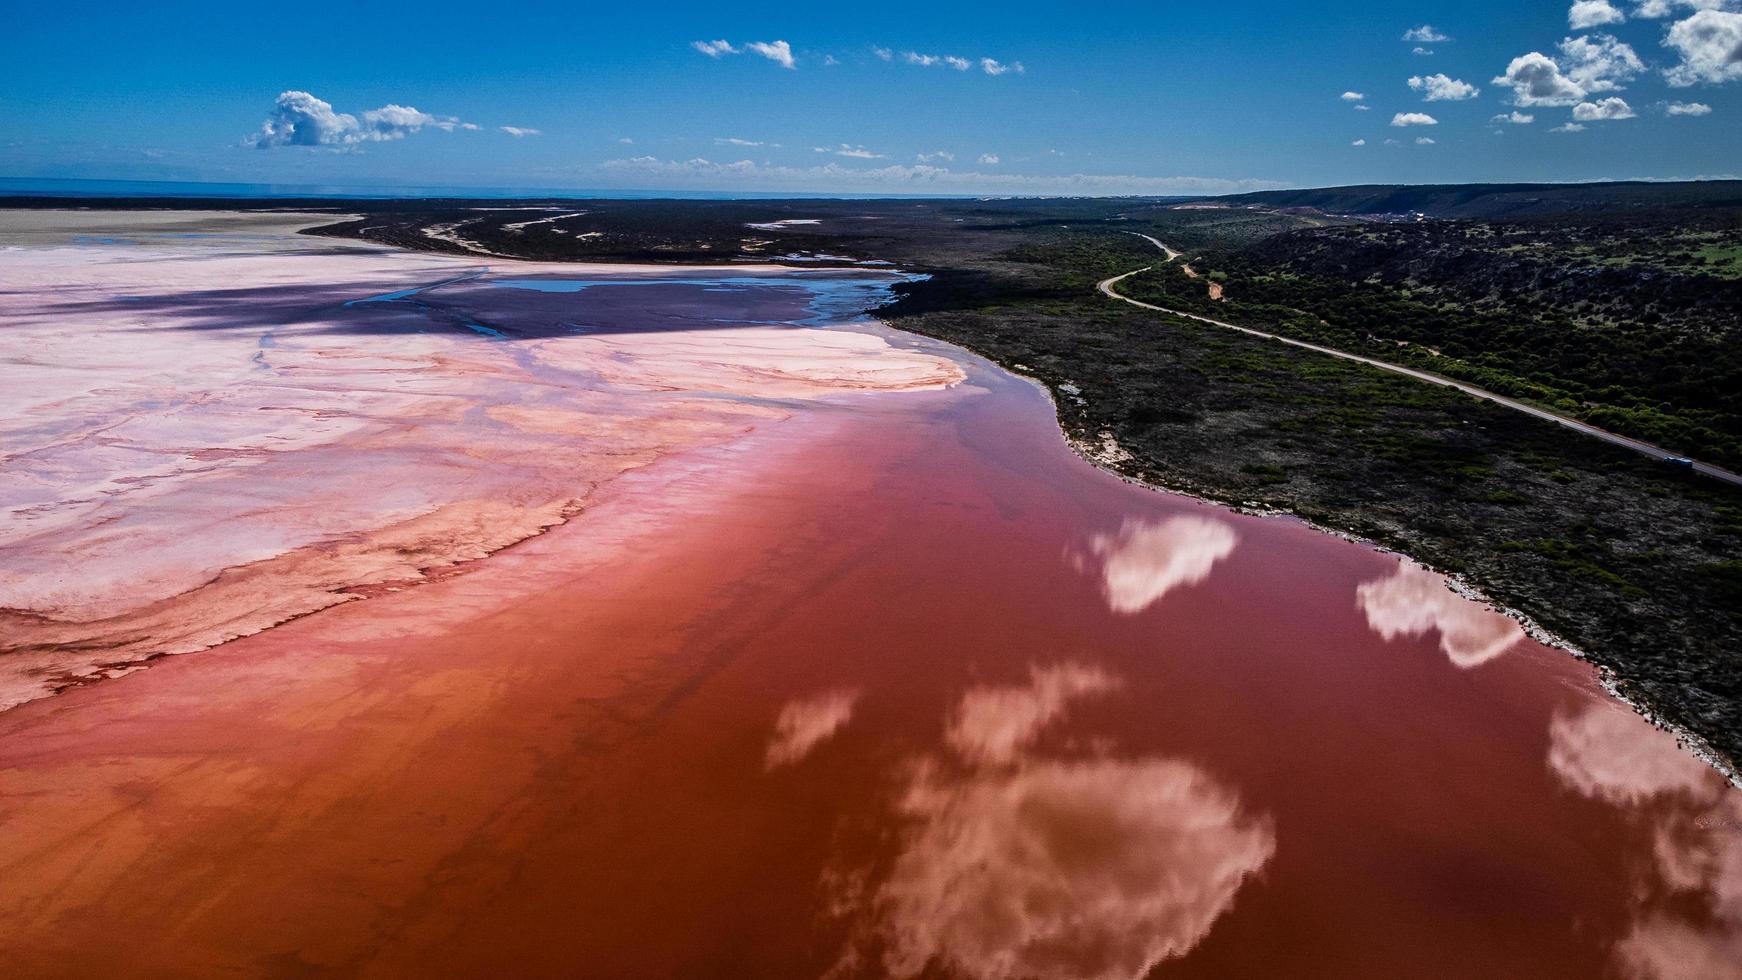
[{"xmin": 1099, "ymin": 238, "xmax": 1742, "ymax": 488}]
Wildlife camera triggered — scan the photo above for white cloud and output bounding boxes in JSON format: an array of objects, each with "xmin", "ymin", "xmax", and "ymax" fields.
[
  {"xmin": 1355, "ymin": 104, "xmax": 1372, "ymax": 110},
  {"xmin": 1574, "ymin": 95, "xmax": 1638, "ymax": 118},
  {"xmin": 715, "ymin": 136, "xmax": 766, "ymax": 147},
  {"xmin": 1413, "ymin": 46, "xmax": 1436, "ymax": 56},
  {"xmin": 1086, "ymin": 517, "xmax": 1238, "ymax": 615},
  {"xmin": 1553, "ymin": 121, "xmax": 1589, "ymax": 131},
  {"xmin": 744, "ymin": 40, "xmax": 796, "ymax": 69},
  {"xmin": 978, "ymin": 153, "xmax": 1000, "ymax": 165},
  {"xmin": 616, "ymin": 136, "xmax": 634, "ymax": 144},
  {"xmin": 1636, "ymin": 0, "xmax": 1738, "ymax": 18},
  {"xmin": 764, "ymin": 689, "xmax": 859, "ymax": 769},
  {"xmin": 1666, "ymin": 99, "xmax": 1715, "ymax": 112},
  {"xmin": 1340, "ymin": 90, "xmax": 1365, "ymax": 100},
  {"xmin": 1415, "ymin": 136, "xmax": 1437, "ymax": 144},
  {"xmin": 1390, "ymin": 111, "xmax": 1440, "ymax": 126},
  {"xmin": 1664, "ymin": 10, "xmax": 1742, "ymax": 85},
  {"xmin": 1491, "ymin": 110, "xmax": 1537, "ymax": 123},
  {"xmin": 903, "ymin": 51, "xmax": 1024, "ymax": 75},
  {"xmin": 916, "ymin": 150, "xmax": 956, "ymax": 163},
  {"xmin": 693, "ymin": 39, "xmax": 794, "ymax": 68},
  {"xmin": 246, "ymin": 90, "xmax": 469, "ymax": 148},
  {"xmin": 499, "ymin": 126, "xmax": 542, "ymax": 138},
  {"xmin": 1571, "ymin": 0, "xmax": 1628, "ymax": 27},
  {"xmin": 1351, "ymin": 138, "xmax": 1367, "ymax": 145},
  {"xmin": 841, "ymin": 666, "xmax": 1276, "ymax": 980},
  {"xmin": 1559, "ymin": 34, "xmax": 1645, "ymax": 92},
  {"xmin": 1408, "ymin": 73, "xmax": 1481, "ymax": 100},
  {"xmin": 872, "ymin": 46, "xmax": 894, "ymax": 61},
  {"xmin": 1403, "ymin": 25, "xmax": 1451, "ymax": 42},
  {"xmin": 1492, "ymin": 51, "xmax": 1588, "ymax": 105},
  {"xmin": 827, "ymin": 143, "xmax": 884, "ymax": 158},
  {"xmin": 596, "ymin": 156, "xmax": 1284, "ymax": 197},
  {"xmin": 1357, "ymin": 562, "xmax": 1523, "ymax": 669}
]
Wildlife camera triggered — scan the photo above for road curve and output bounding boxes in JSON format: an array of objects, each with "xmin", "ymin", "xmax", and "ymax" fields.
[{"xmin": 1098, "ymin": 239, "xmax": 1742, "ymax": 488}]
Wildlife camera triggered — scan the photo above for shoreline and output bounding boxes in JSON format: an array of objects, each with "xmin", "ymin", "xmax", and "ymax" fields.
[{"xmin": 885, "ymin": 314, "xmax": 1742, "ymax": 787}]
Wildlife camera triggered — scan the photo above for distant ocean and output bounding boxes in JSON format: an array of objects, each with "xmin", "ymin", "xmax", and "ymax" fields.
[{"xmin": 0, "ymin": 177, "xmax": 956, "ymax": 201}]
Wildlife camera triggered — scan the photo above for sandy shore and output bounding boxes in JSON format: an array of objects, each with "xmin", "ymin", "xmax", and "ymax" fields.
[{"xmin": 0, "ymin": 213, "xmax": 959, "ymax": 709}]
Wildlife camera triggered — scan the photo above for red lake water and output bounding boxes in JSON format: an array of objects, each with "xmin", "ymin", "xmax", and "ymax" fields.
[{"xmin": 0, "ymin": 247, "xmax": 1737, "ymax": 979}]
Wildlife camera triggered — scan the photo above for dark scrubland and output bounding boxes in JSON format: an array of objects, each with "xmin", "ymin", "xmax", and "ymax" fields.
[{"xmin": 7, "ymin": 186, "xmax": 1739, "ymax": 770}]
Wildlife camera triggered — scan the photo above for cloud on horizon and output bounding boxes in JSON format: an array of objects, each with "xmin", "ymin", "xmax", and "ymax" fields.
[{"xmin": 597, "ymin": 155, "xmax": 1281, "ymax": 197}]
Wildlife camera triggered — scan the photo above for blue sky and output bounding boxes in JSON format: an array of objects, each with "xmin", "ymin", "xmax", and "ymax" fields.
[{"xmin": 2, "ymin": 1, "xmax": 1737, "ymax": 195}]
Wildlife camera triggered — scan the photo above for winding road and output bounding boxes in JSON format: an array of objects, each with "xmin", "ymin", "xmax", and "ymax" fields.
[{"xmin": 1099, "ymin": 235, "xmax": 1742, "ymax": 488}]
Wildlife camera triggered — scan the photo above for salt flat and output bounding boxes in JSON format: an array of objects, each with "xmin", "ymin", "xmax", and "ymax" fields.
[{"xmin": 0, "ymin": 212, "xmax": 959, "ymax": 708}]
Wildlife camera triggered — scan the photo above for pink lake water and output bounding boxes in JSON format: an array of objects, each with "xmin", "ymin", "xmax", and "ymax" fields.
[{"xmin": 0, "ymin": 220, "xmax": 1737, "ymax": 979}]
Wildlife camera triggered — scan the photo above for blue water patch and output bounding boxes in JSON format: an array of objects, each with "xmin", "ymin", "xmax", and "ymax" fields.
[
  {"xmin": 465, "ymin": 322, "xmax": 507, "ymax": 339},
  {"xmin": 488, "ymin": 272, "xmax": 925, "ymax": 327}
]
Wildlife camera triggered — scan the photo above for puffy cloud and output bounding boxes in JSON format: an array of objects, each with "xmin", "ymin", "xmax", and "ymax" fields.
[
  {"xmin": 944, "ymin": 55, "xmax": 973, "ymax": 70},
  {"xmin": 1559, "ymin": 34, "xmax": 1645, "ymax": 91},
  {"xmin": 499, "ymin": 126, "xmax": 541, "ymax": 137},
  {"xmin": 980, "ymin": 57, "xmax": 1024, "ymax": 75},
  {"xmin": 765, "ymin": 689, "xmax": 859, "ymax": 768},
  {"xmin": 1574, "ymin": 95, "xmax": 1638, "ymax": 118},
  {"xmin": 1355, "ymin": 561, "xmax": 1523, "ymax": 669},
  {"xmin": 1547, "ymin": 701, "xmax": 1720, "ymax": 806},
  {"xmin": 596, "ymin": 155, "xmax": 1283, "ymax": 196},
  {"xmin": 1341, "ymin": 90, "xmax": 1366, "ymax": 100},
  {"xmin": 1492, "ymin": 52, "xmax": 1588, "ymax": 105},
  {"xmin": 1403, "ymin": 25, "xmax": 1450, "ymax": 42},
  {"xmin": 947, "ymin": 664, "xmax": 1118, "ymax": 765},
  {"xmin": 1667, "ymin": 99, "xmax": 1716, "ymax": 112},
  {"xmin": 1408, "ymin": 73, "xmax": 1481, "ymax": 100},
  {"xmin": 1571, "ymin": 0, "xmax": 1628, "ymax": 27},
  {"xmin": 692, "ymin": 39, "xmax": 795, "ymax": 68},
  {"xmin": 1553, "ymin": 121, "xmax": 1590, "ymax": 130},
  {"xmin": 246, "ymin": 90, "xmax": 469, "ymax": 148},
  {"xmin": 1085, "ymin": 516, "xmax": 1239, "ymax": 615},
  {"xmin": 1491, "ymin": 110, "xmax": 1537, "ymax": 123},
  {"xmin": 1413, "ymin": 46, "xmax": 1436, "ymax": 56},
  {"xmin": 836, "ymin": 665, "xmax": 1276, "ymax": 980},
  {"xmin": 1415, "ymin": 136, "xmax": 1437, "ymax": 144},
  {"xmin": 978, "ymin": 153, "xmax": 1001, "ymax": 165},
  {"xmin": 1390, "ymin": 111, "xmax": 1440, "ymax": 125},
  {"xmin": 744, "ymin": 40, "xmax": 796, "ymax": 69},
  {"xmin": 1637, "ymin": 0, "xmax": 1739, "ymax": 17},
  {"xmin": 1352, "ymin": 138, "xmax": 1367, "ymax": 145},
  {"xmin": 1664, "ymin": 10, "xmax": 1742, "ymax": 85},
  {"xmin": 873, "ymin": 46, "xmax": 894, "ymax": 61}
]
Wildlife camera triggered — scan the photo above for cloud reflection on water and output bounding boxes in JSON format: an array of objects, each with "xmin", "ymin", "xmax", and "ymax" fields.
[
  {"xmin": 1087, "ymin": 516, "xmax": 1238, "ymax": 615},
  {"xmin": 1548, "ymin": 700, "xmax": 1742, "ymax": 979},
  {"xmin": 765, "ymin": 689, "xmax": 860, "ymax": 769},
  {"xmin": 1355, "ymin": 560, "xmax": 1523, "ymax": 668},
  {"xmin": 833, "ymin": 664, "xmax": 1275, "ymax": 980}
]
